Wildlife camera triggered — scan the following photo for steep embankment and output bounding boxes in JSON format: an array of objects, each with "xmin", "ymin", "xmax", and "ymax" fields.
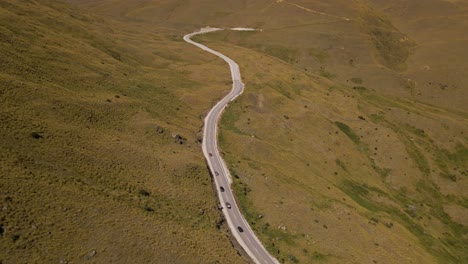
[
  {"xmin": 196, "ymin": 20, "xmax": 467, "ymax": 264},
  {"xmin": 0, "ymin": 1, "xmax": 245, "ymax": 263}
]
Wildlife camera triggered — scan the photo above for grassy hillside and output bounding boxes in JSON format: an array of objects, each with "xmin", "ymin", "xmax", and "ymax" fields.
[
  {"xmin": 0, "ymin": 1, "xmax": 245, "ymax": 263},
  {"xmin": 77, "ymin": 0, "xmax": 468, "ymax": 112},
  {"xmin": 196, "ymin": 33, "xmax": 466, "ymax": 263},
  {"xmin": 2, "ymin": 0, "xmax": 467, "ymax": 264},
  {"xmin": 187, "ymin": 1, "xmax": 467, "ymax": 263}
]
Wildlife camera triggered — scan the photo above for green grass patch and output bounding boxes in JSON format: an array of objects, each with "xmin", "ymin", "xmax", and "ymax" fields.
[
  {"xmin": 341, "ymin": 179, "xmax": 461, "ymax": 263},
  {"xmin": 259, "ymin": 44, "xmax": 298, "ymax": 64},
  {"xmin": 335, "ymin": 159, "xmax": 348, "ymax": 173},
  {"xmin": 401, "ymin": 138, "xmax": 430, "ymax": 175},
  {"xmin": 307, "ymin": 48, "xmax": 328, "ymax": 64},
  {"xmin": 448, "ymin": 143, "xmax": 468, "ymax": 166},
  {"xmin": 219, "ymin": 103, "xmax": 245, "ymax": 135},
  {"xmin": 361, "ymin": 10, "xmax": 415, "ymax": 70},
  {"xmin": 350, "ymin": 77, "xmax": 363, "ymax": 84},
  {"xmin": 339, "ymin": 180, "xmax": 383, "ymax": 212},
  {"xmin": 319, "ymin": 67, "xmax": 336, "ymax": 79},
  {"xmin": 230, "ymin": 168, "xmax": 298, "ymax": 260},
  {"xmin": 335, "ymin": 121, "xmax": 361, "ymax": 145}
]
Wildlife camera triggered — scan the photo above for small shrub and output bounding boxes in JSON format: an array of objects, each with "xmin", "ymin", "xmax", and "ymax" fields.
[
  {"xmin": 288, "ymin": 254, "xmax": 299, "ymax": 263},
  {"xmin": 352, "ymin": 86, "xmax": 367, "ymax": 92},
  {"xmin": 139, "ymin": 189, "xmax": 150, "ymax": 196},
  {"xmin": 415, "ymin": 128, "xmax": 425, "ymax": 136},
  {"xmin": 351, "ymin": 77, "xmax": 363, "ymax": 84},
  {"xmin": 11, "ymin": 234, "xmax": 20, "ymax": 242},
  {"xmin": 319, "ymin": 67, "xmax": 336, "ymax": 79},
  {"xmin": 31, "ymin": 132, "xmax": 43, "ymax": 139},
  {"xmin": 440, "ymin": 173, "xmax": 457, "ymax": 182},
  {"xmin": 313, "ymin": 251, "xmax": 326, "ymax": 259}
]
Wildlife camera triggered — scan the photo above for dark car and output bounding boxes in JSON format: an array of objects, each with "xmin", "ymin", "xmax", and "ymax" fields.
[
  {"xmin": 220, "ymin": 186, "xmax": 225, "ymax": 192},
  {"xmin": 237, "ymin": 226, "xmax": 244, "ymax": 232},
  {"xmin": 209, "ymin": 152, "xmax": 213, "ymax": 157},
  {"xmin": 215, "ymin": 171, "xmax": 219, "ymax": 176},
  {"xmin": 226, "ymin": 202, "xmax": 231, "ymax": 209}
]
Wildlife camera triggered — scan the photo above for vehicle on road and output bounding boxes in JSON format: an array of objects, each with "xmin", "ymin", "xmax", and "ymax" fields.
[
  {"xmin": 185, "ymin": 28, "xmax": 278, "ymax": 264},
  {"xmin": 226, "ymin": 202, "xmax": 231, "ymax": 209},
  {"xmin": 215, "ymin": 171, "xmax": 219, "ymax": 176}
]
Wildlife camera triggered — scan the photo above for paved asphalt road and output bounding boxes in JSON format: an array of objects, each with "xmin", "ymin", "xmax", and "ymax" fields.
[{"xmin": 184, "ymin": 27, "xmax": 278, "ymax": 264}]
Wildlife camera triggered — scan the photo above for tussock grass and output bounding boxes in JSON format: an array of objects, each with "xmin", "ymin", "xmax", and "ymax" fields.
[
  {"xmin": 202, "ymin": 27, "xmax": 467, "ymax": 262},
  {"xmin": 0, "ymin": 1, "xmax": 244, "ymax": 263},
  {"xmin": 4, "ymin": 0, "xmax": 467, "ymax": 263}
]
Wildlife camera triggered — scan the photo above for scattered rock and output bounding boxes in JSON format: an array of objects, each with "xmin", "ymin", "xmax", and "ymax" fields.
[
  {"xmin": 172, "ymin": 134, "xmax": 186, "ymax": 145},
  {"xmin": 278, "ymin": 225, "xmax": 287, "ymax": 231},
  {"xmin": 86, "ymin": 250, "xmax": 97, "ymax": 260},
  {"xmin": 196, "ymin": 131, "xmax": 203, "ymax": 143},
  {"xmin": 155, "ymin": 125, "xmax": 165, "ymax": 134}
]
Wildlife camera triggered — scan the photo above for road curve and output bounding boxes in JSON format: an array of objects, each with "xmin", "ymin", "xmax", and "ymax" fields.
[{"xmin": 184, "ymin": 27, "xmax": 278, "ymax": 264}]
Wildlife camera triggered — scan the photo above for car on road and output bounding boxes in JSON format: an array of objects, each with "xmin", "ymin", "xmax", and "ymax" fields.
[
  {"xmin": 237, "ymin": 226, "xmax": 244, "ymax": 232},
  {"xmin": 215, "ymin": 171, "xmax": 219, "ymax": 176},
  {"xmin": 209, "ymin": 152, "xmax": 213, "ymax": 157},
  {"xmin": 226, "ymin": 202, "xmax": 231, "ymax": 209},
  {"xmin": 220, "ymin": 186, "xmax": 225, "ymax": 192}
]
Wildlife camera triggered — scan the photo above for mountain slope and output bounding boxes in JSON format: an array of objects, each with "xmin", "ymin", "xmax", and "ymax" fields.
[
  {"xmin": 2, "ymin": 0, "xmax": 467, "ymax": 263},
  {"xmin": 0, "ymin": 1, "xmax": 245, "ymax": 263}
]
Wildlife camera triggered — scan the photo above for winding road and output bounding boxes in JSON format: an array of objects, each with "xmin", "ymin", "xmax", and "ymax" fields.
[{"xmin": 184, "ymin": 27, "xmax": 278, "ymax": 264}]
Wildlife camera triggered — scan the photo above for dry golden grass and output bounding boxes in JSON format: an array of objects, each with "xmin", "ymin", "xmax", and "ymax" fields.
[
  {"xmin": 199, "ymin": 36, "xmax": 467, "ymax": 263},
  {"xmin": 0, "ymin": 1, "xmax": 244, "ymax": 263},
  {"xmin": 2, "ymin": 0, "xmax": 467, "ymax": 263}
]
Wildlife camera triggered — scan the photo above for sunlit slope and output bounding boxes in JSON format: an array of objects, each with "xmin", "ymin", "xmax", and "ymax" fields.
[
  {"xmin": 364, "ymin": 0, "xmax": 468, "ymax": 117},
  {"xmin": 0, "ymin": 1, "xmax": 244, "ymax": 263},
  {"xmin": 73, "ymin": 0, "xmax": 468, "ymax": 112},
  {"xmin": 196, "ymin": 33, "xmax": 466, "ymax": 263},
  {"xmin": 66, "ymin": 0, "xmax": 467, "ymax": 263}
]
